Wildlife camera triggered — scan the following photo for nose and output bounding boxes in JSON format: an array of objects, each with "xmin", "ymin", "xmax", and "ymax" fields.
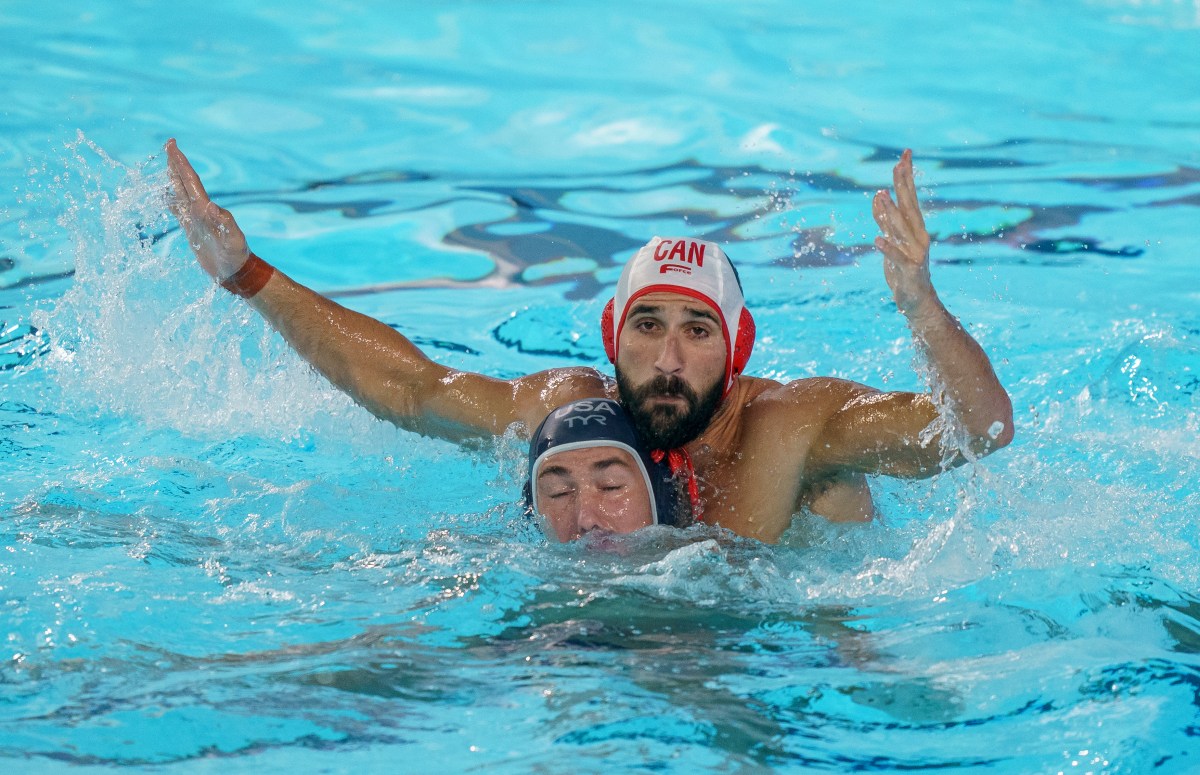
[
  {"xmin": 653, "ymin": 331, "xmax": 684, "ymax": 375},
  {"xmin": 574, "ymin": 490, "xmax": 610, "ymax": 535}
]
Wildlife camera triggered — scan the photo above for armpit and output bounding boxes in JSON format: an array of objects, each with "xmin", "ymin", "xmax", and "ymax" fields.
[{"xmin": 797, "ymin": 471, "xmax": 876, "ymax": 523}]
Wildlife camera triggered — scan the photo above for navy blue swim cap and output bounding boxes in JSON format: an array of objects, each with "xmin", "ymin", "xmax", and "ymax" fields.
[{"xmin": 526, "ymin": 398, "xmax": 681, "ymax": 529}]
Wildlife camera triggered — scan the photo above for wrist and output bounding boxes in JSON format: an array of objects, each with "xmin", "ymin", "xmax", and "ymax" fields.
[
  {"xmin": 220, "ymin": 253, "xmax": 275, "ymax": 298},
  {"xmin": 900, "ymin": 292, "xmax": 947, "ymax": 329}
]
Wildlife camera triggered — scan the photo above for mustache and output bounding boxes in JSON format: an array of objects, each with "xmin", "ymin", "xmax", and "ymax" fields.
[
  {"xmin": 632, "ymin": 375, "xmax": 698, "ymax": 404},
  {"xmin": 617, "ymin": 369, "xmax": 723, "ymax": 450}
]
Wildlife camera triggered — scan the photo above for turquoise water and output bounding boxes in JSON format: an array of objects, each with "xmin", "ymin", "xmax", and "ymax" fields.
[{"xmin": 2, "ymin": 1, "xmax": 1199, "ymax": 772}]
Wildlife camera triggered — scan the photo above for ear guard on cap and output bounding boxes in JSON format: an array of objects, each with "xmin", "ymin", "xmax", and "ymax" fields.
[
  {"xmin": 732, "ymin": 307, "xmax": 755, "ymax": 376},
  {"xmin": 601, "ymin": 298, "xmax": 617, "ymax": 363},
  {"xmin": 600, "ymin": 298, "xmax": 756, "ymax": 378}
]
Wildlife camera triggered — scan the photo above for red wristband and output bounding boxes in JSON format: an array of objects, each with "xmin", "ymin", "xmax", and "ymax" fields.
[{"xmin": 220, "ymin": 253, "xmax": 275, "ymax": 298}]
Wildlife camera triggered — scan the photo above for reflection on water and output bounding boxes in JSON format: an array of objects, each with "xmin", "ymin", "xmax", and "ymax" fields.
[
  {"xmin": 85, "ymin": 144, "xmax": 1177, "ymax": 303},
  {"xmin": 12, "ymin": 136, "xmax": 1181, "ymax": 298}
]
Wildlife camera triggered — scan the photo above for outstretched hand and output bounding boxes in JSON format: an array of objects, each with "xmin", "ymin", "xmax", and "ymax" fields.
[
  {"xmin": 872, "ymin": 149, "xmax": 936, "ymax": 316},
  {"xmin": 166, "ymin": 139, "xmax": 249, "ymax": 281}
]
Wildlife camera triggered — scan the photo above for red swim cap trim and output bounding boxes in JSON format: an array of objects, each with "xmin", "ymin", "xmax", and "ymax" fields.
[{"xmin": 614, "ymin": 284, "xmax": 734, "ymax": 393}]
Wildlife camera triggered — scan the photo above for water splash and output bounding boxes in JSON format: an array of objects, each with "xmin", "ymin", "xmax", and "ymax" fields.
[{"xmin": 27, "ymin": 134, "xmax": 395, "ymax": 450}]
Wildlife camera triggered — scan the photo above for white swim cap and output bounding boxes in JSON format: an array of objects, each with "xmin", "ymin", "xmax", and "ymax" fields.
[{"xmin": 601, "ymin": 237, "xmax": 755, "ymax": 395}]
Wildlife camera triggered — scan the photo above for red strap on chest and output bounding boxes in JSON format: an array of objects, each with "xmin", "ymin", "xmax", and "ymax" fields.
[{"xmin": 651, "ymin": 447, "xmax": 703, "ymax": 522}]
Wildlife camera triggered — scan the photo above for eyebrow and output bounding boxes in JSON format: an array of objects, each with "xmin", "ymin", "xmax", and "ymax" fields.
[
  {"xmin": 627, "ymin": 303, "xmax": 719, "ymax": 325},
  {"xmin": 539, "ymin": 454, "xmax": 635, "ymax": 480}
]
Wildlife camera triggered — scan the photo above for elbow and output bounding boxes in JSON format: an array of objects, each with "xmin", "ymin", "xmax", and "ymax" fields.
[
  {"xmin": 969, "ymin": 398, "xmax": 1015, "ymax": 455},
  {"xmin": 994, "ymin": 392, "xmax": 1016, "ymax": 448},
  {"xmin": 990, "ymin": 418, "xmax": 1015, "ymax": 450}
]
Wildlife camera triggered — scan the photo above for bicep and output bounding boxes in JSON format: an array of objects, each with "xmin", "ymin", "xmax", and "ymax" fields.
[
  {"xmin": 808, "ymin": 388, "xmax": 953, "ymax": 479},
  {"xmin": 250, "ymin": 272, "xmax": 609, "ymax": 441},
  {"xmin": 394, "ymin": 366, "xmax": 608, "ymax": 442}
]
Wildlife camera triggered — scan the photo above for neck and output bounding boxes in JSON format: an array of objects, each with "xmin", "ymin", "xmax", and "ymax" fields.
[{"xmin": 686, "ymin": 381, "xmax": 742, "ymax": 457}]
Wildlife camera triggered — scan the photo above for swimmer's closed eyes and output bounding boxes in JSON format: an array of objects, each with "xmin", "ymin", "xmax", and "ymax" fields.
[
  {"xmin": 538, "ymin": 455, "xmax": 639, "ymax": 498},
  {"xmin": 545, "ymin": 484, "xmax": 629, "ymax": 500}
]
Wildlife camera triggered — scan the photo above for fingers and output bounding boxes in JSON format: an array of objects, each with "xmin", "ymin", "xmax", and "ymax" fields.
[
  {"xmin": 893, "ymin": 149, "xmax": 932, "ymax": 248},
  {"xmin": 892, "ymin": 149, "xmax": 920, "ymax": 225},
  {"xmin": 874, "ymin": 232, "xmax": 908, "ymax": 269},
  {"xmin": 872, "ymin": 188, "xmax": 914, "ymax": 248},
  {"xmin": 874, "ymin": 149, "xmax": 931, "ymax": 260},
  {"xmin": 165, "ymin": 139, "xmax": 210, "ymax": 206},
  {"xmin": 165, "ymin": 142, "xmax": 187, "ymax": 220},
  {"xmin": 205, "ymin": 201, "xmax": 235, "ymax": 242},
  {"xmin": 874, "ymin": 235, "xmax": 903, "ymax": 265}
]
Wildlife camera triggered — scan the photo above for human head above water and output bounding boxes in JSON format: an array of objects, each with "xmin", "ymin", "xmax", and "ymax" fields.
[
  {"xmin": 601, "ymin": 237, "xmax": 756, "ymax": 450},
  {"xmin": 602, "ymin": 237, "xmax": 755, "ymax": 397},
  {"xmin": 526, "ymin": 398, "xmax": 680, "ymax": 542}
]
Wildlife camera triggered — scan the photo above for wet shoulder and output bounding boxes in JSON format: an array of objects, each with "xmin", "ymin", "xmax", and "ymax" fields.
[
  {"xmin": 728, "ymin": 375, "xmax": 781, "ymax": 405},
  {"xmin": 744, "ymin": 375, "xmax": 879, "ymax": 430}
]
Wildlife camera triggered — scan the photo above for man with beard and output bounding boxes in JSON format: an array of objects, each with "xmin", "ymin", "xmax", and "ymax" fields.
[{"xmin": 167, "ymin": 140, "xmax": 1013, "ymax": 542}]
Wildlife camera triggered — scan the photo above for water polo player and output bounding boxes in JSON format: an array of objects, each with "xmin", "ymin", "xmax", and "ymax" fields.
[
  {"xmin": 526, "ymin": 398, "xmax": 683, "ymax": 541},
  {"xmin": 168, "ymin": 141, "xmax": 1012, "ymax": 543}
]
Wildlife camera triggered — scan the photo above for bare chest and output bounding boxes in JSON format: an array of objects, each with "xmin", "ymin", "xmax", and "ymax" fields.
[{"xmin": 688, "ymin": 406, "xmax": 822, "ymax": 541}]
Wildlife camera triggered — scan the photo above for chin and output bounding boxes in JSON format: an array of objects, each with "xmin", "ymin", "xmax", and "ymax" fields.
[{"xmin": 615, "ymin": 368, "xmax": 722, "ymax": 449}]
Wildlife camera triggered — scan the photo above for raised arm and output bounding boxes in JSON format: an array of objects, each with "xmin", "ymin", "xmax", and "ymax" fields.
[
  {"xmin": 165, "ymin": 140, "xmax": 603, "ymax": 441},
  {"xmin": 808, "ymin": 150, "xmax": 1014, "ymax": 478}
]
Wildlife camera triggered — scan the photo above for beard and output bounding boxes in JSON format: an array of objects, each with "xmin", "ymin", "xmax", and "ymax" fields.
[{"xmin": 616, "ymin": 369, "xmax": 724, "ymax": 450}]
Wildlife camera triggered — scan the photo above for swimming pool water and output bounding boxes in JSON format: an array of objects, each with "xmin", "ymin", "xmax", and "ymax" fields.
[{"xmin": 2, "ymin": 1, "xmax": 1199, "ymax": 772}]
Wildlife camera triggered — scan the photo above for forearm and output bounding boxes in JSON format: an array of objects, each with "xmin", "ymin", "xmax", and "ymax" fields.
[
  {"xmin": 904, "ymin": 293, "xmax": 1014, "ymax": 451},
  {"xmin": 241, "ymin": 266, "xmax": 606, "ymax": 440},
  {"xmin": 845, "ymin": 148, "xmax": 1013, "ymax": 471},
  {"xmin": 165, "ymin": 141, "xmax": 530, "ymax": 439},
  {"xmin": 246, "ymin": 267, "xmax": 448, "ymax": 425}
]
